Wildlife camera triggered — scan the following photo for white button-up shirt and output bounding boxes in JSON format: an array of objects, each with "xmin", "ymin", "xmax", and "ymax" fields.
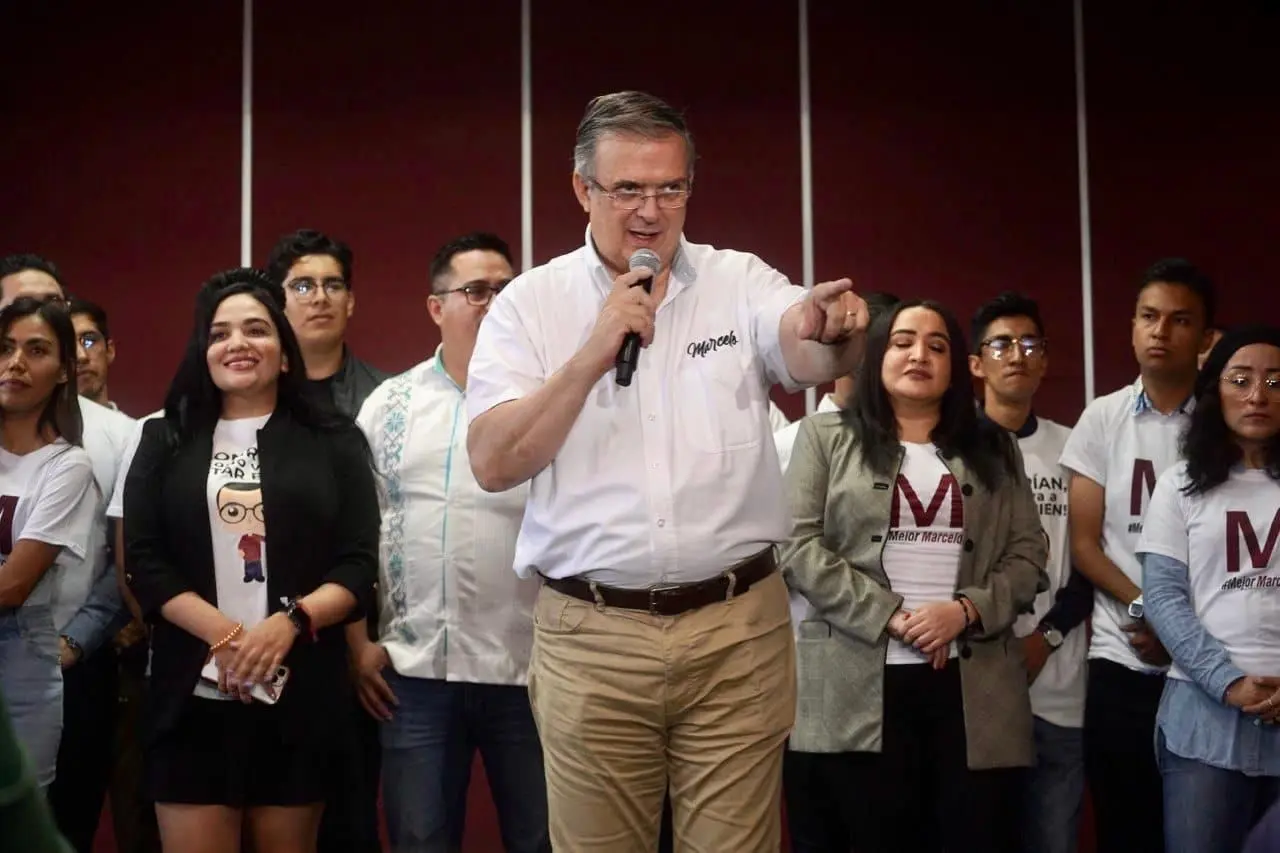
[
  {"xmin": 466, "ymin": 231, "xmax": 806, "ymax": 588},
  {"xmin": 358, "ymin": 352, "xmax": 536, "ymax": 685}
]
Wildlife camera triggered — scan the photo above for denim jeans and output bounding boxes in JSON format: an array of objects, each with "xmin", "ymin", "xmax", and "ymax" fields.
[
  {"xmin": 1158, "ymin": 729, "xmax": 1280, "ymax": 853},
  {"xmin": 381, "ymin": 672, "xmax": 549, "ymax": 853},
  {"xmin": 1022, "ymin": 716, "xmax": 1084, "ymax": 853},
  {"xmin": 0, "ymin": 604, "xmax": 63, "ymax": 789}
]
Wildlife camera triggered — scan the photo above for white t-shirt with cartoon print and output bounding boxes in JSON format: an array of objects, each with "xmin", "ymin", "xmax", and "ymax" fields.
[{"xmin": 195, "ymin": 414, "xmax": 271, "ymax": 700}]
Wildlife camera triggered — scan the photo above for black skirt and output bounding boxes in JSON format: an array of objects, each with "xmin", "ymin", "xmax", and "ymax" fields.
[{"xmin": 147, "ymin": 696, "xmax": 337, "ymax": 807}]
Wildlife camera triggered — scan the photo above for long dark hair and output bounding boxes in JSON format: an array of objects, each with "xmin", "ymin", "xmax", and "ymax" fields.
[
  {"xmin": 162, "ymin": 268, "xmax": 349, "ymax": 443},
  {"xmin": 845, "ymin": 298, "xmax": 1013, "ymax": 491},
  {"xmin": 0, "ymin": 297, "xmax": 83, "ymax": 445},
  {"xmin": 1181, "ymin": 324, "xmax": 1280, "ymax": 495}
]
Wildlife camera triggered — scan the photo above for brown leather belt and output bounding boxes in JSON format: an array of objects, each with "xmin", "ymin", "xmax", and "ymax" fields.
[{"xmin": 543, "ymin": 548, "xmax": 777, "ymax": 616}]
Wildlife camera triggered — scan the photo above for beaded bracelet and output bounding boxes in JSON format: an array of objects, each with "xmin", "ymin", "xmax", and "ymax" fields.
[{"xmin": 208, "ymin": 622, "xmax": 243, "ymax": 660}]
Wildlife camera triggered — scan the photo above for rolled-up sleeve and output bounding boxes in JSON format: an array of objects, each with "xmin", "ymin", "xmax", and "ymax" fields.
[
  {"xmin": 745, "ymin": 256, "xmax": 806, "ymax": 393},
  {"xmin": 466, "ymin": 280, "xmax": 546, "ymax": 424}
]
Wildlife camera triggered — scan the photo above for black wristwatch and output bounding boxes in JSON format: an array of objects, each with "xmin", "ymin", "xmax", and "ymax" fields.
[
  {"xmin": 282, "ymin": 597, "xmax": 315, "ymax": 643},
  {"xmin": 1037, "ymin": 621, "xmax": 1065, "ymax": 651}
]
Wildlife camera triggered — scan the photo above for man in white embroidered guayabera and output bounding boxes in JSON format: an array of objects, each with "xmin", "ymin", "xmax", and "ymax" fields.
[
  {"xmin": 353, "ymin": 233, "xmax": 547, "ymax": 853},
  {"xmin": 465, "ymin": 90, "xmax": 871, "ymax": 853}
]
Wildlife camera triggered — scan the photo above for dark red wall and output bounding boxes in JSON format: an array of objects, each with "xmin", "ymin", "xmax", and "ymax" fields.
[{"xmin": 3, "ymin": 2, "xmax": 1271, "ymax": 421}]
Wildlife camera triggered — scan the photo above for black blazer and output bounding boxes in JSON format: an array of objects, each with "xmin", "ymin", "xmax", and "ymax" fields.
[{"xmin": 123, "ymin": 409, "xmax": 379, "ymax": 744}]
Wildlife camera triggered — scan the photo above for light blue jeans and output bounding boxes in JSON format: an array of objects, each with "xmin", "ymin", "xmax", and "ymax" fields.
[{"xmin": 0, "ymin": 603, "xmax": 64, "ymax": 789}]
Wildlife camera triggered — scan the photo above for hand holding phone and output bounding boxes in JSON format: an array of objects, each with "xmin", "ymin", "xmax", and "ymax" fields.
[{"xmin": 200, "ymin": 659, "xmax": 290, "ymax": 705}]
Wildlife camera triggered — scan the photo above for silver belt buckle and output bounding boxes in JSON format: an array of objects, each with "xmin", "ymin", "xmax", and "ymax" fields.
[{"xmin": 647, "ymin": 584, "xmax": 682, "ymax": 615}]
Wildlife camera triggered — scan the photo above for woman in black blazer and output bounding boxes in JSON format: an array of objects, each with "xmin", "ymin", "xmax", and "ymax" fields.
[{"xmin": 123, "ymin": 269, "xmax": 379, "ymax": 853}]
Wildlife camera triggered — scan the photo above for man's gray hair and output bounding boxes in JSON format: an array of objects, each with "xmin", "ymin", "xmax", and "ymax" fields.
[{"xmin": 573, "ymin": 91, "xmax": 696, "ymax": 181}]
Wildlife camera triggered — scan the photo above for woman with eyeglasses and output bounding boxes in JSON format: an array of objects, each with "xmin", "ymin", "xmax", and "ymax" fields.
[
  {"xmin": 0, "ymin": 297, "xmax": 98, "ymax": 792},
  {"xmin": 123, "ymin": 268, "xmax": 379, "ymax": 853},
  {"xmin": 1137, "ymin": 324, "xmax": 1280, "ymax": 853},
  {"xmin": 780, "ymin": 298, "xmax": 1047, "ymax": 853}
]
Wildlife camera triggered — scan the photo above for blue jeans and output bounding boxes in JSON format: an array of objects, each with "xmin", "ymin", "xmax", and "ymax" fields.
[
  {"xmin": 0, "ymin": 604, "xmax": 63, "ymax": 789},
  {"xmin": 1022, "ymin": 716, "xmax": 1084, "ymax": 853},
  {"xmin": 380, "ymin": 673, "xmax": 549, "ymax": 853},
  {"xmin": 1158, "ymin": 729, "xmax": 1280, "ymax": 853}
]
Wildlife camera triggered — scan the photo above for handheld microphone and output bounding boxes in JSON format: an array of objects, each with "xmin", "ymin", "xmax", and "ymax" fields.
[{"xmin": 614, "ymin": 248, "xmax": 661, "ymax": 387}]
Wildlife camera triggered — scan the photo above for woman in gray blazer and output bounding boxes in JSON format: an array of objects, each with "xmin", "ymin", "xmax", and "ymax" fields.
[{"xmin": 780, "ymin": 298, "xmax": 1048, "ymax": 853}]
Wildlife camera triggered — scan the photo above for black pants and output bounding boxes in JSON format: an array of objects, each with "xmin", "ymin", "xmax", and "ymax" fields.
[
  {"xmin": 315, "ymin": 697, "xmax": 383, "ymax": 853},
  {"xmin": 783, "ymin": 661, "xmax": 1022, "ymax": 853},
  {"xmin": 110, "ymin": 641, "xmax": 160, "ymax": 853},
  {"xmin": 49, "ymin": 644, "xmax": 118, "ymax": 853},
  {"xmin": 1084, "ymin": 659, "xmax": 1165, "ymax": 853}
]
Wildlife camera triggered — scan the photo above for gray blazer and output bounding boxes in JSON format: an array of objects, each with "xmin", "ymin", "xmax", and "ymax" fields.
[{"xmin": 780, "ymin": 412, "xmax": 1048, "ymax": 769}]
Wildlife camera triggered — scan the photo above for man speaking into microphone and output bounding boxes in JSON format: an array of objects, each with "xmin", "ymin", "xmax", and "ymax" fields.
[{"xmin": 466, "ymin": 90, "xmax": 868, "ymax": 853}]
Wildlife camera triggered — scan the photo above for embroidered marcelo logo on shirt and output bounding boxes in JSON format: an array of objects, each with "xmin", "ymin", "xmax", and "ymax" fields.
[{"xmin": 686, "ymin": 330, "xmax": 739, "ymax": 359}]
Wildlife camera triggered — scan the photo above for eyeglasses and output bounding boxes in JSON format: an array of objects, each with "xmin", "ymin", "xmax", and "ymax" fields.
[
  {"xmin": 981, "ymin": 335, "xmax": 1047, "ymax": 361},
  {"xmin": 585, "ymin": 178, "xmax": 691, "ymax": 211},
  {"xmin": 436, "ymin": 282, "xmax": 508, "ymax": 307},
  {"xmin": 218, "ymin": 501, "xmax": 265, "ymax": 523},
  {"xmin": 1221, "ymin": 372, "xmax": 1280, "ymax": 397},
  {"xmin": 77, "ymin": 332, "xmax": 105, "ymax": 351},
  {"xmin": 285, "ymin": 277, "xmax": 349, "ymax": 301}
]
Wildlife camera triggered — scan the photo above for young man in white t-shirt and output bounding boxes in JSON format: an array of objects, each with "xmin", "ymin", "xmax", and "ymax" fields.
[
  {"xmin": 1059, "ymin": 258, "xmax": 1217, "ymax": 853},
  {"xmin": 970, "ymin": 293, "xmax": 1092, "ymax": 853}
]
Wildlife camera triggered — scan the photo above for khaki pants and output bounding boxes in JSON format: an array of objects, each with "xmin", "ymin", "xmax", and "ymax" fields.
[{"xmin": 529, "ymin": 569, "xmax": 796, "ymax": 853}]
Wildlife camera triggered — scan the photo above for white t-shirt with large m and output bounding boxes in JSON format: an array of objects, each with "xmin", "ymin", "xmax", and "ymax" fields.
[
  {"xmin": 882, "ymin": 442, "xmax": 965, "ymax": 665},
  {"xmin": 1137, "ymin": 464, "xmax": 1280, "ymax": 682},
  {"xmin": 0, "ymin": 440, "xmax": 97, "ymax": 610},
  {"xmin": 1013, "ymin": 418, "xmax": 1086, "ymax": 728},
  {"xmin": 195, "ymin": 415, "xmax": 271, "ymax": 700},
  {"xmin": 1059, "ymin": 379, "xmax": 1190, "ymax": 673}
]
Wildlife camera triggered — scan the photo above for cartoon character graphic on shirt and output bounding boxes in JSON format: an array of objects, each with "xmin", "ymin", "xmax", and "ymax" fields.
[{"xmin": 216, "ymin": 482, "xmax": 266, "ymax": 583}]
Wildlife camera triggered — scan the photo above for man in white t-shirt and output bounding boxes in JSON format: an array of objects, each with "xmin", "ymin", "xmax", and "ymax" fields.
[
  {"xmin": 465, "ymin": 91, "xmax": 871, "ymax": 852},
  {"xmin": 0, "ymin": 254, "xmax": 138, "ymax": 849},
  {"xmin": 350, "ymin": 232, "xmax": 548, "ymax": 852},
  {"xmin": 1059, "ymin": 258, "xmax": 1217, "ymax": 853},
  {"xmin": 969, "ymin": 292, "xmax": 1092, "ymax": 853}
]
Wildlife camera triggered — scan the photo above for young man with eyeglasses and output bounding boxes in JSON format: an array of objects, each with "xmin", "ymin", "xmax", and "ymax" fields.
[
  {"xmin": 264, "ymin": 229, "xmax": 389, "ymax": 420},
  {"xmin": 969, "ymin": 292, "xmax": 1092, "ymax": 853},
  {"xmin": 1060, "ymin": 259, "xmax": 1217, "ymax": 853},
  {"xmin": 0, "ymin": 254, "xmax": 137, "ymax": 853},
  {"xmin": 351, "ymin": 232, "xmax": 549, "ymax": 852},
  {"xmin": 261, "ymin": 230, "xmax": 389, "ymax": 853},
  {"xmin": 66, "ymin": 298, "xmax": 117, "ymax": 410}
]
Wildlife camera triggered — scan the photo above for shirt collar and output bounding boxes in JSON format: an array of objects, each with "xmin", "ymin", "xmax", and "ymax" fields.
[
  {"xmin": 582, "ymin": 227, "xmax": 698, "ymax": 295},
  {"xmin": 976, "ymin": 403, "xmax": 1039, "ymax": 438},
  {"xmin": 1131, "ymin": 376, "xmax": 1195, "ymax": 416},
  {"xmin": 428, "ymin": 345, "xmax": 463, "ymax": 394}
]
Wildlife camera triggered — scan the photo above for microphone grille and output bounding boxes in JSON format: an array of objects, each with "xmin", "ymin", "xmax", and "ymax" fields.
[{"xmin": 628, "ymin": 249, "xmax": 661, "ymax": 277}]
